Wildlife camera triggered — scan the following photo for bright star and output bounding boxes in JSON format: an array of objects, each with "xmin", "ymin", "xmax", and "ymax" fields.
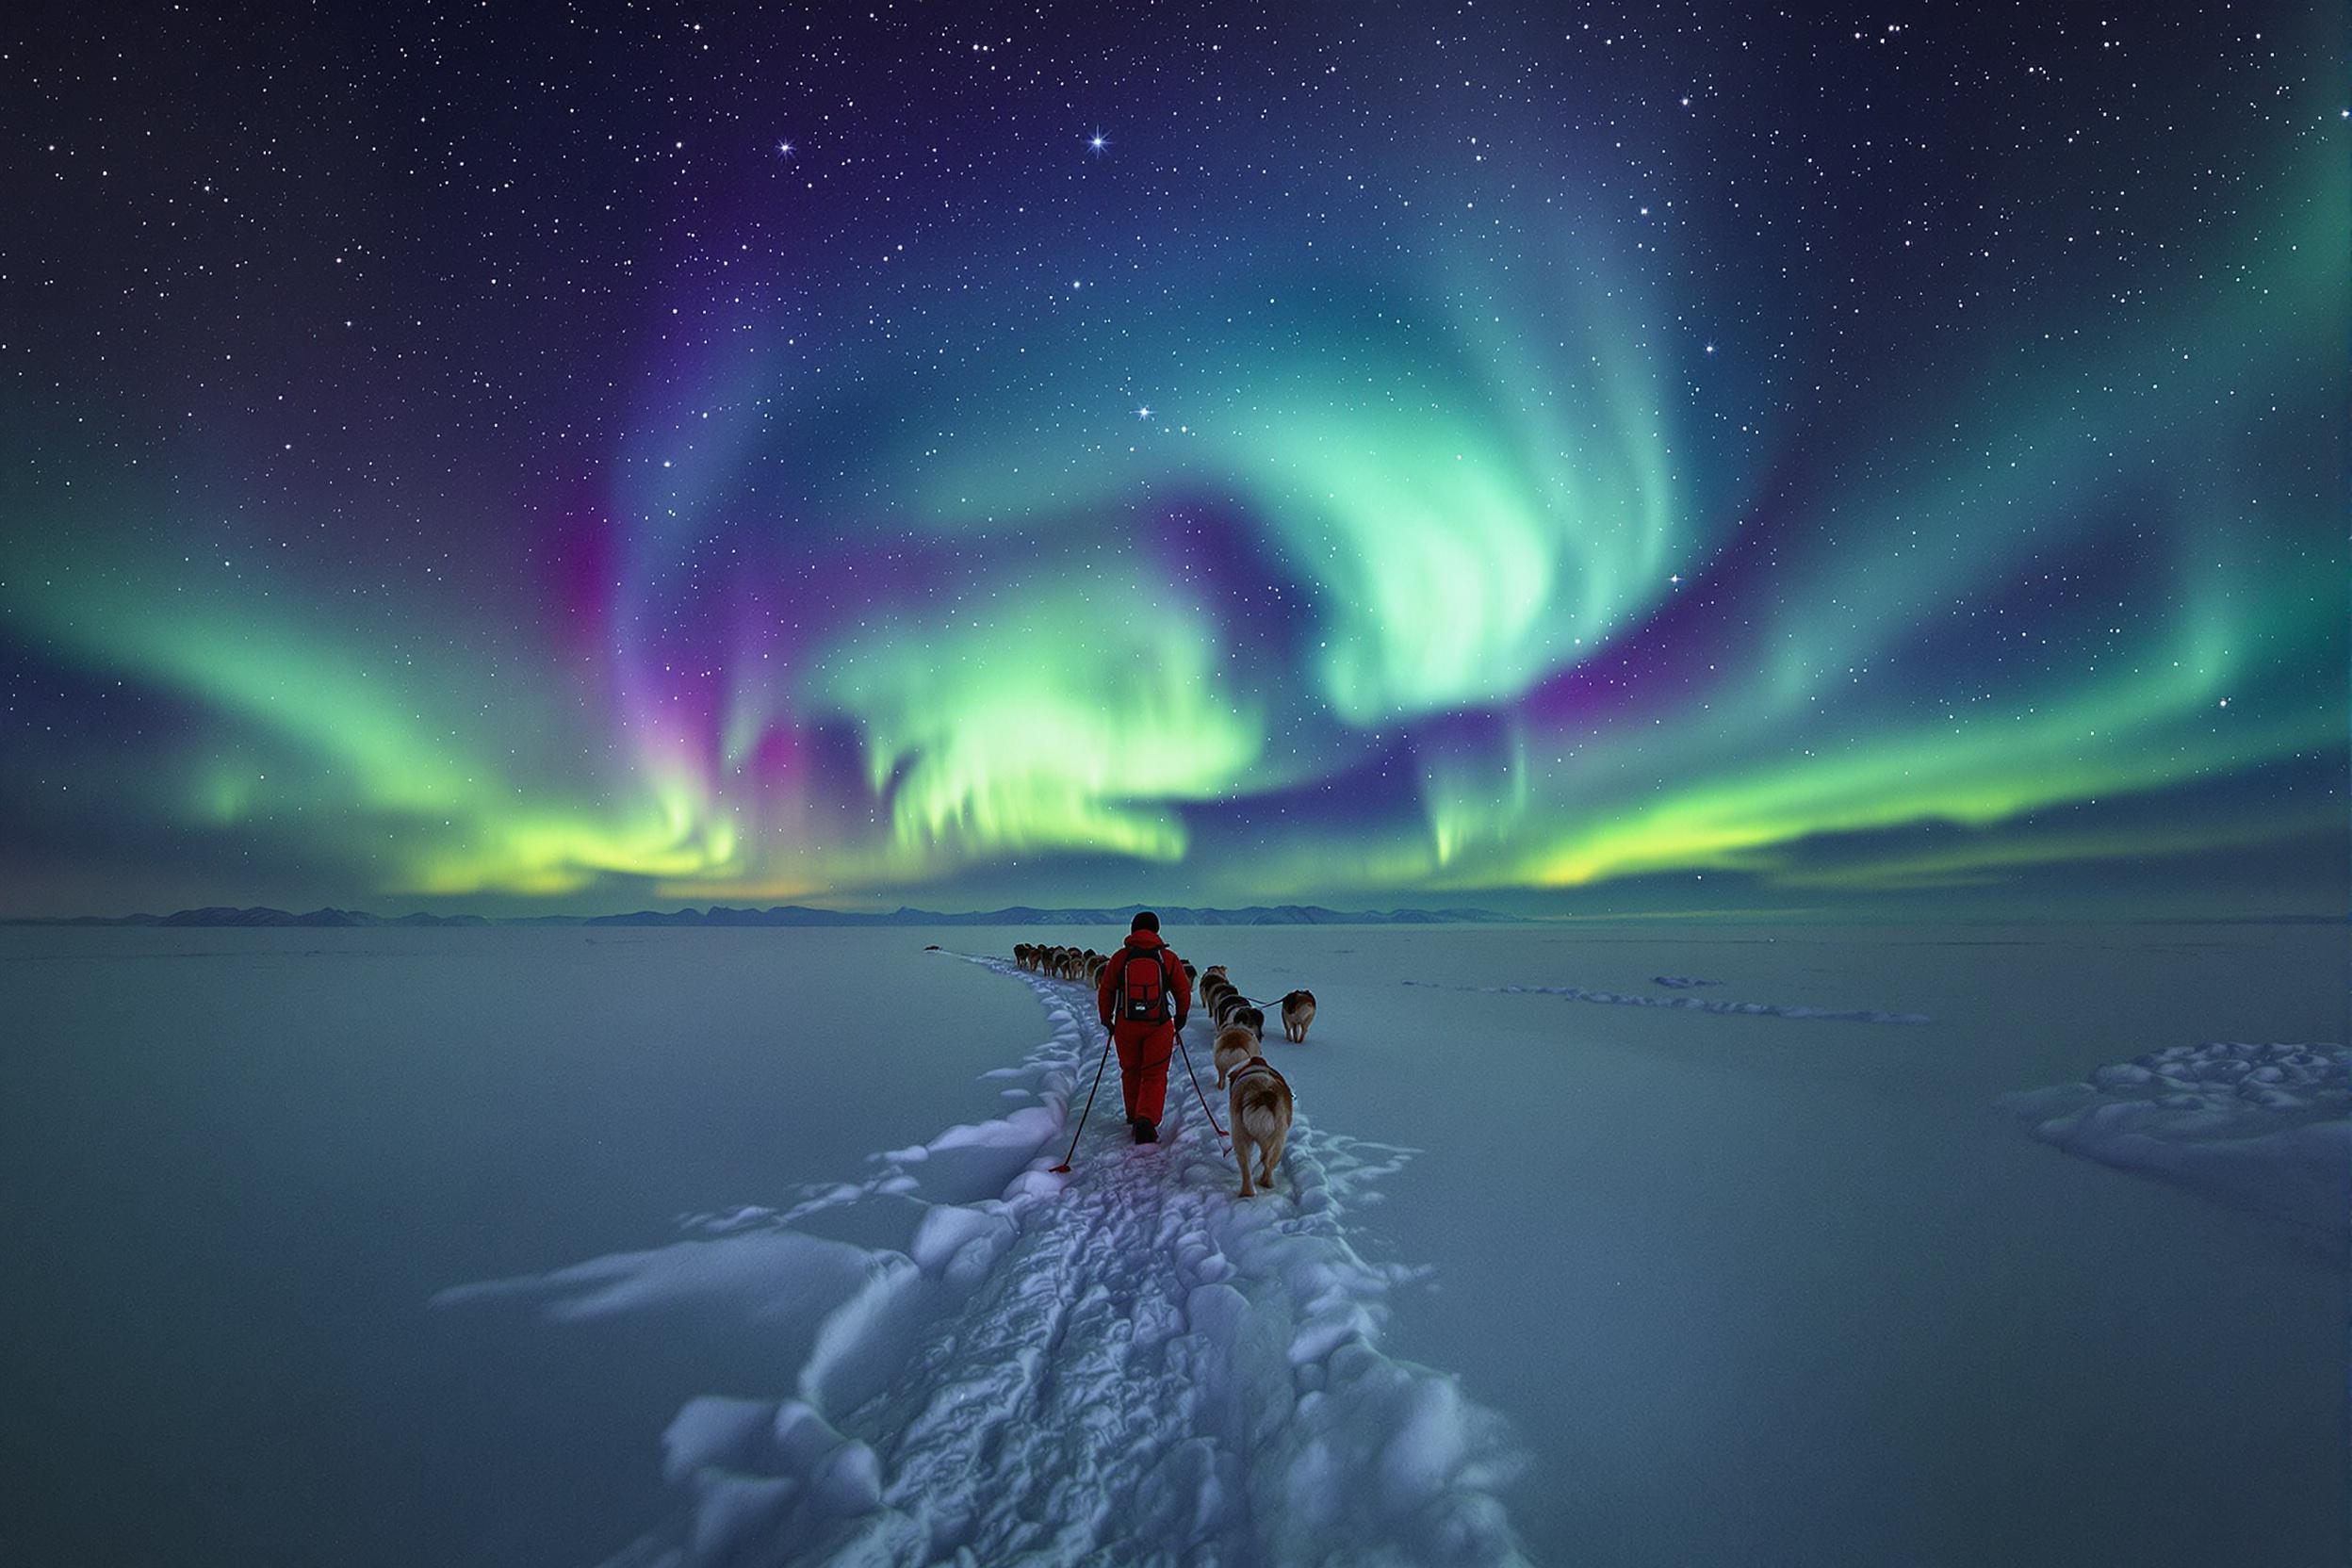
[
  {"xmin": 1087, "ymin": 130, "xmax": 1108, "ymax": 155},
  {"xmin": 776, "ymin": 139, "xmax": 793, "ymax": 156},
  {"xmin": 1137, "ymin": 406, "xmax": 1152, "ymax": 419}
]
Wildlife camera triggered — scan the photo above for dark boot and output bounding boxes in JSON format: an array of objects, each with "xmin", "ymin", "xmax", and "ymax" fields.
[{"xmin": 1133, "ymin": 1118, "xmax": 1159, "ymax": 1145}]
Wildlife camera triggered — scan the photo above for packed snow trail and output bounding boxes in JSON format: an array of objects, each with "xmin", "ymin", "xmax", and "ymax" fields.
[{"xmin": 439, "ymin": 954, "xmax": 1528, "ymax": 1568}]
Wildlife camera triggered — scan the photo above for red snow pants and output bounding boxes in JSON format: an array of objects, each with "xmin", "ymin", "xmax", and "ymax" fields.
[{"xmin": 1113, "ymin": 1020, "xmax": 1175, "ymax": 1124}]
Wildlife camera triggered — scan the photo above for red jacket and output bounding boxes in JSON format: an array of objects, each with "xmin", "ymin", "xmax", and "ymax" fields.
[{"xmin": 1097, "ymin": 929, "xmax": 1192, "ymax": 1030}]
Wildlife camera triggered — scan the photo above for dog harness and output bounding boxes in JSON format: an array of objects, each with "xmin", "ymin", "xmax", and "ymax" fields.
[{"xmin": 1226, "ymin": 1059, "xmax": 1280, "ymax": 1088}]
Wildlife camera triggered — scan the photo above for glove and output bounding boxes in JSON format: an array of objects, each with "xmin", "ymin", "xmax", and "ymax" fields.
[{"xmin": 1172, "ymin": 1015, "xmax": 1187, "ymax": 1034}]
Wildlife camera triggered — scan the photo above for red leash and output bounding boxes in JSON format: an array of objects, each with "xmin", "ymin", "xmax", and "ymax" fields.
[{"xmin": 1174, "ymin": 1026, "xmax": 1228, "ymax": 1139}]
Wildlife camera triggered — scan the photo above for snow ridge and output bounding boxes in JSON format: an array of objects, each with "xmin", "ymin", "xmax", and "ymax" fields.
[
  {"xmin": 1403, "ymin": 977, "xmax": 1931, "ymax": 1024},
  {"xmin": 439, "ymin": 955, "xmax": 1527, "ymax": 1568},
  {"xmin": 2005, "ymin": 1041, "xmax": 2350, "ymax": 1234}
]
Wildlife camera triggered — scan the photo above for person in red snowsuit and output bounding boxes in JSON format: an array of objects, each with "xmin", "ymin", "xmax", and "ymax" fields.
[{"xmin": 1096, "ymin": 910, "xmax": 1193, "ymax": 1144}]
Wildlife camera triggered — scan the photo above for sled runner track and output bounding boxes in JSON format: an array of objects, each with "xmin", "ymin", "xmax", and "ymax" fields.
[{"xmin": 447, "ymin": 954, "xmax": 1528, "ymax": 1568}]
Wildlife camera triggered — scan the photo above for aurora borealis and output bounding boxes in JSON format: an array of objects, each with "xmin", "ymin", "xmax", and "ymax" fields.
[{"xmin": 1, "ymin": 3, "xmax": 2343, "ymax": 917}]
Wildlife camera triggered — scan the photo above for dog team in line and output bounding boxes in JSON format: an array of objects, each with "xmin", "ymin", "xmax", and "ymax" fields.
[{"xmin": 1013, "ymin": 913, "xmax": 1315, "ymax": 1198}]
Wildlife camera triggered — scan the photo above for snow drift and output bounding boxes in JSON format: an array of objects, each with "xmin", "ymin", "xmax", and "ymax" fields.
[
  {"xmin": 1403, "ymin": 976, "xmax": 1930, "ymax": 1024},
  {"xmin": 2004, "ymin": 1041, "xmax": 2350, "ymax": 1235}
]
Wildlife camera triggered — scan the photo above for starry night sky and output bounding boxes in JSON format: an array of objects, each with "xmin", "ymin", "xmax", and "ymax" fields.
[{"xmin": 1, "ymin": 2, "xmax": 2343, "ymax": 918}]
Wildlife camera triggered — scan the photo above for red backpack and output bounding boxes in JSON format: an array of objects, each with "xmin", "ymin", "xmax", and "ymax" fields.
[{"xmin": 1114, "ymin": 940, "xmax": 1175, "ymax": 1024}]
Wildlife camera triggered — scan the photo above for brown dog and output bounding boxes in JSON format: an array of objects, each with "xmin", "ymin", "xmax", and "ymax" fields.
[
  {"xmin": 1280, "ymin": 988, "xmax": 1316, "ymax": 1042},
  {"xmin": 1226, "ymin": 1054, "xmax": 1293, "ymax": 1199},
  {"xmin": 1213, "ymin": 1023, "xmax": 1258, "ymax": 1088}
]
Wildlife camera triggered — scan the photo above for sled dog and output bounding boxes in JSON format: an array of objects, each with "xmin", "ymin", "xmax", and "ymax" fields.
[
  {"xmin": 1227, "ymin": 1055, "xmax": 1294, "ymax": 1199},
  {"xmin": 1213, "ymin": 1023, "xmax": 1258, "ymax": 1089},
  {"xmin": 1280, "ymin": 989, "xmax": 1316, "ymax": 1042}
]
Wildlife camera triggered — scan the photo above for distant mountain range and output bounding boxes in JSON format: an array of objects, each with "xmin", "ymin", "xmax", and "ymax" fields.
[{"xmin": 28, "ymin": 903, "xmax": 1519, "ymax": 928}]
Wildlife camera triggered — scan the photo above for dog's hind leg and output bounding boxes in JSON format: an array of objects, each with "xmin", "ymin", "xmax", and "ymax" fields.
[
  {"xmin": 1260, "ymin": 1129, "xmax": 1286, "ymax": 1191},
  {"xmin": 1233, "ymin": 1135, "xmax": 1257, "ymax": 1198}
]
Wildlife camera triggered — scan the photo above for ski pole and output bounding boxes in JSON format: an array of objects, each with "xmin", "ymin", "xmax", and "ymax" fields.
[
  {"xmin": 1173, "ymin": 1026, "xmax": 1228, "ymax": 1139},
  {"xmin": 1049, "ymin": 1028, "xmax": 1118, "ymax": 1173}
]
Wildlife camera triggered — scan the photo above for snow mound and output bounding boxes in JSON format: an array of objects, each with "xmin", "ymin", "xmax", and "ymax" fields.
[
  {"xmin": 2004, "ymin": 1041, "xmax": 2350, "ymax": 1234},
  {"xmin": 1650, "ymin": 975, "xmax": 1716, "ymax": 989},
  {"xmin": 441, "ymin": 956, "xmax": 1527, "ymax": 1567},
  {"xmin": 1405, "ymin": 977, "xmax": 1929, "ymax": 1025}
]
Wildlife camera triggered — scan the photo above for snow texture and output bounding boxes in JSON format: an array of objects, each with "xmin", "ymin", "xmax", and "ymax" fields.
[
  {"xmin": 1402, "ymin": 977, "xmax": 1930, "ymax": 1024},
  {"xmin": 1649, "ymin": 975, "xmax": 1717, "ymax": 989},
  {"xmin": 2005, "ymin": 1041, "xmax": 2351, "ymax": 1234},
  {"xmin": 438, "ymin": 955, "xmax": 1527, "ymax": 1568}
]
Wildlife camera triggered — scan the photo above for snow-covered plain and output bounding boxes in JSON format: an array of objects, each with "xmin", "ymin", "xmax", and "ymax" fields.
[{"xmin": 1, "ymin": 922, "xmax": 2344, "ymax": 1567}]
